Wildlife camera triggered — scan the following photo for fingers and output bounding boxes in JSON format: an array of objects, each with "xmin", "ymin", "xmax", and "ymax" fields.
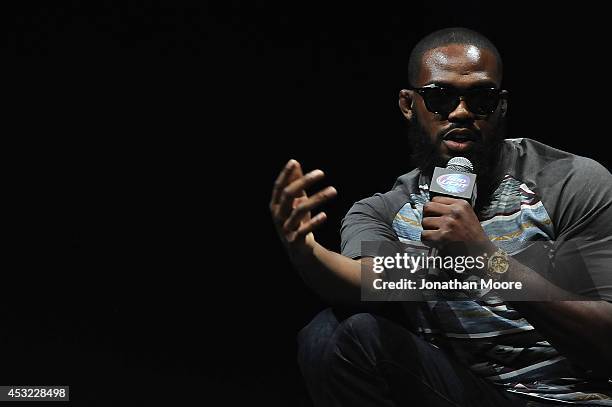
[
  {"xmin": 422, "ymin": 197, "xmax": 480, "ymax": 248},
  {"xmin": 420, "ymin": 229, "xmax": 441, "ymax": 247},
  {"xmin": 290, "ymin": 212, "xmax": 328, "ymax": 242},
  {"xmin": 284, "ymin": 186, "xmax": 337, "ymax": 231},
  {"xmin": 422, "ymin": 201, "xmax": 452, "ymax": 217},
  {"xmin": 422, "ymin": 200, "xmax": 453, "ymax": 245},
  {"xmin": 421, "ymin": 216, "xmax": 443, "ymax": 231},
  {"xmin": 270, "ymin": 160, "xmax": 336, "ymax": 245},
  {"xmin": 277, "ymin": 169, "xmax": 326, "ymax": 219},
  {"xmin": 270, "ymin": 159, "xmax": 301, "ymax": 208},
  {"xmin": 431, "ymin": 196, "xmax": 467, "ymax": 205},
  {"xmin": 423, "ymin": 197, "xmax": 472, "ymax": 218}
]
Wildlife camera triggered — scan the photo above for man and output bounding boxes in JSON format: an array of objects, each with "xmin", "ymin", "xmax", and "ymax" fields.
[{"xmin": 269, "ymin": 28, "xmax": 612, "ymax": 406}]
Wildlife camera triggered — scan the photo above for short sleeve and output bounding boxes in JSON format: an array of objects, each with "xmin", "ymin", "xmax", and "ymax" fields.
[
  {"xmin": 340, "ymin": 193, "xmax": 400, "ymax": 259},
  {"xmin": 550, "ymin": 158, "xmax": 612, "ymax": 300}
]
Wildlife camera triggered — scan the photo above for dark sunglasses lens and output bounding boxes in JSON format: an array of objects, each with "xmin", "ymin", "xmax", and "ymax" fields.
[
  {"xmin": 466, "ymin": 89, "xmax": 500, "ymax": 115},
  {"xmin": 421, "ymin": 88, "xmax": 458, "ymax": 115}
]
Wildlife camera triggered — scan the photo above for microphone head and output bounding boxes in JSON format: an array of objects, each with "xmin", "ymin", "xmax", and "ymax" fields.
[{"xmin": 446, "ymin": 157, "xmax": 474, "ymax": 173}]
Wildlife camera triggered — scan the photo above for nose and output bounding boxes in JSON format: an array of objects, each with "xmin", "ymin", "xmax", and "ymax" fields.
[{"xmin": 447, "ymin": 97, "xmax": 475, "ymax": 122}]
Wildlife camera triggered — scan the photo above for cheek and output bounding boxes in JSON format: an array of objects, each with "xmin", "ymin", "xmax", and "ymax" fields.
[
  {"xmin": 415, "ymin": 108, "xmax": 442, "ymax": 140},
  {"xmin": 478, "ymin": 117, "xmax": 502, "ymax": 140}
]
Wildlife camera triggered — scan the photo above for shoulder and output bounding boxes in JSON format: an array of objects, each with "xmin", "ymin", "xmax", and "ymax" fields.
[
  {"xmin": 345, "ymin": 168, "xmax": 422, "ymax": 222},
  {"xmin": 503, "ymin": 138, "xmax": 611, "ymax": 237},
  {"xmin": 502, "ymin": 138, "xmax": 611, "ymax": 192},
  {"xmin": 504, "ymin": 137, "xmax": 578, "ymax": 165}
]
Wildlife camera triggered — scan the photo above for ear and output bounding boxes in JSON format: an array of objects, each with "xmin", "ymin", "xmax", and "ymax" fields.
[
  {"xmin": 399, "ymin": 89, "xmax": 415, "ymax": 123},
  {"xmin": 499, "ymin": 90, "xmax": 509, "ymax": 118}
]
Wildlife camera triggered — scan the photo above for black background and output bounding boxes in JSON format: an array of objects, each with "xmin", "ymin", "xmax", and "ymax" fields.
[{"xmin": 7, "ymin": 1, "xmax": 612, "ymax": 405}]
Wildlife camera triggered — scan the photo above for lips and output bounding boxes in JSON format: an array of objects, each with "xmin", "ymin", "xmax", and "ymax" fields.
[
  {"xmin": 443, "ymin": 128, "xmax": 480, "ymax": 142},
  {"xmin": 442, "ymin": 129, "xmax": 480, "ymax": 153}
]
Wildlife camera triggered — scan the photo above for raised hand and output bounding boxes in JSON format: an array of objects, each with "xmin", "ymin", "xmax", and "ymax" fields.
[{"xmin": 269, "ymin": 159, "xmax": 337, "ymax": 255}]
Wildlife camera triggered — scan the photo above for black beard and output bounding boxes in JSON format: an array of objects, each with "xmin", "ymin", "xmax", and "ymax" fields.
[{"xmin": 407, "ymin": 116, "xmax": 506, "ymax": 208}]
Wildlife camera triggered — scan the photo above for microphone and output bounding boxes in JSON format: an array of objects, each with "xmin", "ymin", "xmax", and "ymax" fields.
[
  {"xmin": 426, "ymin": 157, "xmax": 477, "ymax": 261},
  {"xmin": 429, "ymin": 157, "xmax": 477, "ymax": 206}
]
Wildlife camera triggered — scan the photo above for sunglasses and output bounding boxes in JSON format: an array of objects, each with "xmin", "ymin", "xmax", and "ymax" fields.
[{"xmin": 409, "ymin": 85, "xmax": 504, "ymax": 116}]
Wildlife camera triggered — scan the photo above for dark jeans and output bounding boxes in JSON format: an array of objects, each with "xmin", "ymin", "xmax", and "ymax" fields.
[{"xmin": 297, "ymin": 307, "xmax": 530, "ymax": 407}]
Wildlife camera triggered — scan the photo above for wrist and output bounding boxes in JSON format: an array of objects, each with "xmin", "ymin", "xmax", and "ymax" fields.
[
  {"xmin": 484, "ymin": 247, "xmax": 510, "ymax": 281},
  {"xmin": 287, "ymin": 233, "xmax": 318, "ymax": 264}
]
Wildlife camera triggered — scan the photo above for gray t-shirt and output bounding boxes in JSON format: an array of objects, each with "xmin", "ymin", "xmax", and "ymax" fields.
[{"xmin": 340, "ymin": 138, "xmax": 612, "ymax": 404}]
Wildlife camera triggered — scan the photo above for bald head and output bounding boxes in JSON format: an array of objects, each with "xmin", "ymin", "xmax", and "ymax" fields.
[
  {"xmin": 408, "ymin": 28, "xmax": 503, "ymax": 87},
  {"xmin": 418, "ymin": 43, "xmax": 502, "ymax": 88}
]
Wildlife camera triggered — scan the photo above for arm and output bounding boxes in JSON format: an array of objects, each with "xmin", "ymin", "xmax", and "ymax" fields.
[
  {"xmin": 289, "ymin": 241, "xmax": 374, "ymax": 303},
  {"xmin": 269, "ymin": 159, "xmax": 367, "ymax": 304},
  {"xmin": 510, "ymin": 299, "xmax": 612, "ymax": 375},
  {"xmin": 422, "ymin": 196, "xmax": 612, "ymax": 374},
  {"xmin": 497, "ymin": 249, "xmax": 612, "ymax": 374}
]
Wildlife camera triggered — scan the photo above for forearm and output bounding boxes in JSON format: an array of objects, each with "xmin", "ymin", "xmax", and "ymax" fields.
[
  {"xmin": 420, "ymin": 195, "xmax": 612, "ymax": 372},
  {"xmin": 504, "ymin": 257, "xmax": 612, "ymax": 374},
  {"xmin": 290, "ymin": 241, "xmax": 364, "ymax": 304},
  {"xmin": 511, "ymin": 300, "xmax": 612, "ymax": 374}
]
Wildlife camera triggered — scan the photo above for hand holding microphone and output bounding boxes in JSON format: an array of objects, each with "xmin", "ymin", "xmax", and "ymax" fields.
[{"xmin": 421, "ymin": 157, "xmax": 494, "ymax": 257}]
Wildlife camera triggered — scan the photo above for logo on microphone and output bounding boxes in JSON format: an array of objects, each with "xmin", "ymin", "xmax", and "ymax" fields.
[{"xmin": 436, "ymin": 173, "xmax": 470, "ymax": 194}]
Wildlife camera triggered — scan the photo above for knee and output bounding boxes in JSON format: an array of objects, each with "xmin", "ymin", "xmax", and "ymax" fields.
[
  {"xmin": 297, "ymin": 310, "xmax": 379, "ymax": 404},
  {"xmin": 297, "ymin": 309, "xmax": 381, "ymax": 368},
  {"xmin": 330, "ymin": 313, "xmax": 383, "ymax": 365},
  {"xmin": 297, "ymin": 308, "xmax": 340, "ymax": 370},
  {"xmin": 337, "ymin": 313, "xmax": 380, "ymax": 342},
  {"xmin": 297, "ymin": 311, "xmax": 381, "ymax": 360}
]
